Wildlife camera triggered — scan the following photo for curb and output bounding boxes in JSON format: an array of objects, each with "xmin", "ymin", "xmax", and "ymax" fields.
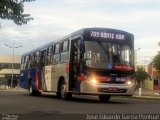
[
  {"xmin": 133, "ymin": 95, "xmax": 160, "ymax": 101},
  {"xmin": 113, "ymin": 95, "xmax": 160, "ymax": 101},
  {"xmin": 1, "ymin": 88, "xmax": 27, "ymax": 92}
]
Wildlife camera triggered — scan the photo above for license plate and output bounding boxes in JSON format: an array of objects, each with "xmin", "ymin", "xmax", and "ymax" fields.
[{"xmin": 108, "ymin": 87, "xmax": 118, "ymax": 92}]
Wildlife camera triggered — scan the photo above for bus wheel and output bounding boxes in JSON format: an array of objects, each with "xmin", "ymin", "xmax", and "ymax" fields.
[
  {"xmin": 60, "ymin": 80, "xmax": 72, "ymax": 100},
  {"xmin": 29, "ymin": 84, "xmax": 34, "ymax": 96},
  {"xmin": 98, "ymin": 95, "xmax": 111, "ymax": 103},
  {"xmin": 29, "ymin": 84, "xmax": 41, "ymax": 96}
]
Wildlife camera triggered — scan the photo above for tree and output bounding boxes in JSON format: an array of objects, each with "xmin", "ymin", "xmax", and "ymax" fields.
[
  {"xmin": 135, "ymin": 66, "xmax": 150, "ymax": 88},
  {"xmin": 0, "ymin": 0, "xmax": 35, "ymax": 25},
  {"xmin": 152, "ymin": 51, "xmax": 160, "ymax": 72}
]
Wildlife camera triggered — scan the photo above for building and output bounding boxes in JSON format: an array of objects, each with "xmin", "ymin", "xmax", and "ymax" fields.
[
  {"xmin": 136, "ymin": 64, "xmax": 160, "ymax": 91},
  {"xmin": 147, "ymin": 64, "xmax": 160, "ymax": 90},
  {"xmin": 0, "ymin": 54, "xmax": 21, "ymax": 87}
]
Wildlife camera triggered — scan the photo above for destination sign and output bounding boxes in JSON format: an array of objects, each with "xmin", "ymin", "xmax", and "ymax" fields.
[
  {"xmin": 90, "ymin": 31, "xmax": 125, "ymax": 40},
  {"xmin": 114, "ymin": 64, "xmax": 134, "ymax": 71}
]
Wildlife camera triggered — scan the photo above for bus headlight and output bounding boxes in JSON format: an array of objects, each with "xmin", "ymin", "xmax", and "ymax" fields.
[
  {"xmin": 126, "ymin": 80, "xmax": 133, "ymax": 85},
  {"xmin": 90, "ymin": 79, "xmax": 98, "ymax": 84}
]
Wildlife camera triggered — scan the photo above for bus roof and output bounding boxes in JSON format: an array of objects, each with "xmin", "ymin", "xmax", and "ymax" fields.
[
  {"xmin": 22, "ymin": 41, "xmax": 54, "ymax": 56},
  {"xmin": 22, "ymin": 28, "xmax": 133, "ymax": 56},
  {"xmin": 71, "ymin": 27, "xmax": 133, "ymax": 36}
]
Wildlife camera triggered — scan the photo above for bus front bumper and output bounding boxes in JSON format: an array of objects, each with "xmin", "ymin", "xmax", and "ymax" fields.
[{"xmin": 80, "ymin": 80, "xmax": 136, "ymax": 96}]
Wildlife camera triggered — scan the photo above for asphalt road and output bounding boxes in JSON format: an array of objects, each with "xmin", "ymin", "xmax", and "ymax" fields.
[{"xmin": 0, "ymin": 90, "xmax": 160, "ymax": 120}]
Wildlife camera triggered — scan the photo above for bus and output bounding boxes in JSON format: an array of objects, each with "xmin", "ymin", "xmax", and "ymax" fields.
[{"xmin": 19, "ymin": 28, "xmax": 136, "ymax": 102}]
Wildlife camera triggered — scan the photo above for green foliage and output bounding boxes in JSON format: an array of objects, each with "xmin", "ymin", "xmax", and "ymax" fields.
[
  {"xmin": 135, "ymin": 66, "xmax": 150, "ymax": 81},
  {"xmin": 153, "ymin": 51, "xmax": 160, "ymax": 72},
  {"xmin": 0, "ymin": 0, "xmax": 35, "ymax": 25}
]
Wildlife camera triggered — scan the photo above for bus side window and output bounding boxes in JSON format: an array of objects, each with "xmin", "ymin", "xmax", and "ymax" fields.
[
  {"xmin": 21, "ymin": 56, "xmax": 24, "ymax": 70},
  {"xmin": 53, "ymin": 43, "xmax": 61, "ymax": 64},
  {"xmin": 61, "ymin": 40, "xmax": 69, "ymax": 63},
  {"xmin": 35, "ymin": 51, "xmax": 40, "ymax": 67},
  {"xmin": 25, "ymin": 56, "xmax": 29, "ymax": 69},
  {"xmin": 46, "ymin": 46, "xmax": 52, "ymax": 65},
  {"xmin": 51, "ymin": 46, "xmax": 54, "ymax": 64},
  {"xmin": 23, "ymin": 56, "xmax": 26, "ymax": 69},
  {"xmin": 46, "ymin": 48, "xmax": 49, "ymax": 65},
  {"xmin": 41, "ymin": 51, "xmax": 46, "ymax": 67},
  {"xmin": 73, "ymin": 41, "xmax": 78, "ymax": 63},
  {"xmin": 32, "ymin": 53, "xmax": 38, "ymax": 67},
  {"xmin": 71, "ymin": 40, "xmax": 80, "ymax": 73},
  {"xmin": 62, "ymin": 40, "xmax": 69, "ymax": 52},
  {"xmin": 29, "ymin": 55, "xmax": 33, "ymax": 68}
]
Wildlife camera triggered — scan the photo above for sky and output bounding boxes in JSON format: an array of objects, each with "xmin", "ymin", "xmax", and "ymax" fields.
[{"xmin": 0, "ymin": 0, "xmax": 160, "ymax": 64}]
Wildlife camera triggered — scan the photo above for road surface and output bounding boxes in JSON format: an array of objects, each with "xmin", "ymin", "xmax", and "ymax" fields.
[{"xmin": 0, "ymin": 90, "xmax": 160, "ymax": 120}]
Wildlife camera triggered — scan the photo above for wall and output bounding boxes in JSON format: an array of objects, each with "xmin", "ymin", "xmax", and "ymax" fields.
[{"xmin": 143, "ymin": 79, "xmax": 153, "ymax": 90}]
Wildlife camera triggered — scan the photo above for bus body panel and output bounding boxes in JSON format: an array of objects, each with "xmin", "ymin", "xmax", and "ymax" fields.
[
  {"xmin": 29, "ymin": 68, "xmax": 39, "ymax": 90},
  {"xmin": 19, "ymin": 69, "xmax": 29, "ymax": 89},
  {"xmin": 52, "ymin": 63, "xmax": 69, "ymax": 92},
  {"xmin": 44, "ymin": 65, "xmax": 52, "ymax": 91},
  {"xmin": 20, "ymin": 68, "xmax": 40, "ymax": 90}
]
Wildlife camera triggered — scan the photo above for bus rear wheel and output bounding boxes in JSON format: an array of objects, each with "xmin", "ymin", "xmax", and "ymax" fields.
[
  {"xmin": 98, "ymin": 95, "xmax": 111, "ymax": 103},
  {"xmin": 29, "ymin": 84, "xmax": 41, "ymax": 96},
  {"xmin": 59, "ymin": 80, "xmax": 72, "ymax": 100}
]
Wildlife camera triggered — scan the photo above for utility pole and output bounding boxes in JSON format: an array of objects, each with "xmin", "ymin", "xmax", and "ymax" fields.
[
  {"xmin": 4, "ymin": 44, "xmax": 23, "ymax": 88},
  {"xmin": 135, "ymin": 48, "xmax": 141, "ymax": 65}
]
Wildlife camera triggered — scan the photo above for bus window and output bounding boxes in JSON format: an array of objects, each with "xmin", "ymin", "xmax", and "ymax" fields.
[
  {"xmin": 24, "ymin": 56, "xmax": 29, "ymax": 69},
  {"xmin": 35, "ymin": 51, "xmax": 40, "ymax": 66},
  {"xmin": 84, "ymin": 41, "xmax": 110, "ymax": 68},
  {"xmin": 112, "ymin": 44, "xmax": 131, "ymax": 65},
  {"xmin": 53, "ymin": 43, "xmax": 61, "ymax": 64},
  {"xmin": 50, "ymin": 46, "xmax": 54, "ymax": 64},
  {"xmin": 46, "ymin": 47, "xmax": 52, "ymax": 65},
  {"xmin": 55, "ymin": 43, "xmax": 60, "ymax": 54},
  {"xmin": 20, "ymin": 56, "xmax": 24, "ymax": 70},
  {"xmin": 61, "ymin": 40, "xmax": 69, "ymax": 63},
  {"xmin": 32, "ymin": 53, "xmax": 38, "ymax": 67},
  {"xmin": 40, "ymin": 51, "xmax": 46, "ymax": 67},
  {"xmin": 29, "ymin": 54, "xmax": 33, "ymax": 68},
  {"xmin": 73, "ymin": 41, "xmax": 78, "ymax": 64},
  {"xmin": 62, "ymin": 40, "xmax": 69, "ymax": 52}
]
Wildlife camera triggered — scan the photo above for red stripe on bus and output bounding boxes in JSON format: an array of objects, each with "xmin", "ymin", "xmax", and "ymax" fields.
[
  {"xmin": 36, "ymin": 70, "xmax": 39, "ymax": 90},
  {"xmin": 78, "ymin": 74, "xmax": 86, "ymax": 81},
  {"xmin": 66, "ymin": 64, "xmax": 69, "ymax": 73}
]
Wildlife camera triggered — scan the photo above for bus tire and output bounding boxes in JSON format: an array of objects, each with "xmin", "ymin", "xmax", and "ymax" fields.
[
  {"xmin": 29, "ymin": 84, "xmax": 41, "ymax": 96},
  {"xmin": 59, "ymin": 80, "xmax": 72, "ymax": 100},
  {"xmin": 29, "ymin": 84, "xmax": 34, "ymax": 96},
  {"xmin": 98, "ymin": 95, "xmax": 111, "ymax": 103}
]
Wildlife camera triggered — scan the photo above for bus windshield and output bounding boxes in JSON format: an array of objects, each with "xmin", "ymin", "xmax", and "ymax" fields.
[{"xmin": 84, "ymin": 41, "xmax": 134, "ymax": 70}]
